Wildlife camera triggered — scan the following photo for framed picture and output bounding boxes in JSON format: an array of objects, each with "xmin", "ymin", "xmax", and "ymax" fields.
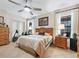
[
  {"xmin": 0, "ymin": 16, "xmax": 4, "ymax": 24},
  {"xmin": 38, "ymin": 17, "xmax": 48, "ymax": 26}
]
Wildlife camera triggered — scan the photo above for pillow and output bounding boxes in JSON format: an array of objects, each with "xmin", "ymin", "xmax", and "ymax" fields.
[
  {"xmin": 35, "ymin": 32, "xmax": 38, "ymax": 35},
  {"xmin": 45, "ymin": 33, "xmax": 52, "ymax": 38},
  {"xmin": 25, "ymin": 32, "xmax": 28, "ymax": 35},
  {"xmin": 45, "ymin": 33, "xmax": 50, "ymax": 36},
  {"xmin": 38, "ymin": 32, "xmax": 45, "ymax": 35},
  {"xmin": 22, "ymin": 32, "xmax": 25, "ymax": 35}
]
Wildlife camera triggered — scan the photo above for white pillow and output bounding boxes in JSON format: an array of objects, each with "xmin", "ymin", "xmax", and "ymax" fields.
[
  {"xmin": 35, "ymin": 32, "xmax": 38, "ymax": 35},
  {"xmin": 45, "ymin": 33, "xmax": 50, "ymax": 36},
  {"xmin": 45, "ymin": 33, "xmax": 52, "ymax": 37}
]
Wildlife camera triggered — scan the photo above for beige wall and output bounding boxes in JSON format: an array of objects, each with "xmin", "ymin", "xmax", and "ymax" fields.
[
  {"xmin": 33, "ymin": 12, "xmax": 55, "ymax": 36},
  {"xmin": 35, "ymin": 12, "xmax": 55, "ymax": 28},
  {"xmin": 0, "ymin": 9, "xmax": 26, "ymax": 41}
]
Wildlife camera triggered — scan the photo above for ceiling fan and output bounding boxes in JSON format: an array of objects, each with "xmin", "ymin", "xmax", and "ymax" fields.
[{"xmin": 8, "ymin": 0, "xmax": 42, "ymax": 15}]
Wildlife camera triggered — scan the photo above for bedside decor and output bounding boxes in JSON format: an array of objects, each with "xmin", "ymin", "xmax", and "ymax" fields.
[
  {"xmin": 38, "ymin": 17, "xmax": 48, "ymax": 26},
  {"xmin": 0, "ymin": 16, "xmax": 4, "ymax": 27},
  {"xmin": 0, "ymin": 16, "xmax": 4, "ymax": 24}
]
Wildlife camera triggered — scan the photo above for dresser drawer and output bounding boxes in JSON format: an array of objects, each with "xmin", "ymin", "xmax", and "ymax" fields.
[
  {"xmin": 0, "ymin": 39, "xmax": 6, "ymax": 42},
  {"xmin": 0, "ymin": 27, "xmax": 9, "ymax": 45},
  {"xmin": 0, "ymin": 40, "xmax": 9, "ymax": 45},
  {"xmin": 0, "ymin": 37, "xmax": 8, "ymax": 40},
  {"xmin": 61, "ymin": 41, "xmax": 67, "ymax": 44},
  {"xmin": 0, "ymin": 36, "xmax": 7, "ymax": 39}
]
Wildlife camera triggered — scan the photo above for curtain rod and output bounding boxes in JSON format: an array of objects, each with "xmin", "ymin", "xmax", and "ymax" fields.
[{"xmin": 55, "ymin": 4, "xmax": 79, "ymax": 13}]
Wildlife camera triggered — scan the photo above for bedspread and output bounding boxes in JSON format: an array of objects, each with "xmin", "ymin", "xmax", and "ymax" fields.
[{"xmin": 16, "ymin": 35, "xmax": 52, "ymax": 57}]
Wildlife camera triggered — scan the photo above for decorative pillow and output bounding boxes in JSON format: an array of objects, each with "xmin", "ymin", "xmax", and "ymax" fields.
[
  {"xmin": 25, "ymin": 32, "xmax": 28, "ymax": 35},
  {"xmin": 38, "ymin": 32, "xmax": 45, "ymax": 35},
  {"xmin": 35, "ymin": 32, "xmax": 38, "ymax": 35},
  {"xmin": 45, "ymin": 33, "xmax": 52, "ymax": 38},
  {"xmin": 45, "ymin": 33, "xmax": 50, "ymax": 36},
  {"xmin": 22, "ymin": 32, "xmax": 25, "ymax": 35}
]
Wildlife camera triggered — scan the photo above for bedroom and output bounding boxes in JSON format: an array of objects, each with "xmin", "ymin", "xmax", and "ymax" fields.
[{"xmin": 0, "ymin": 0, "xmax": 79, "ymax": 58}]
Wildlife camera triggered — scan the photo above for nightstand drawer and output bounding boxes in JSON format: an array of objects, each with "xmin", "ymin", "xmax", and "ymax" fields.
[{"xmin": 55, "ymin": 36, "xmax": 67, "ymax": 49}]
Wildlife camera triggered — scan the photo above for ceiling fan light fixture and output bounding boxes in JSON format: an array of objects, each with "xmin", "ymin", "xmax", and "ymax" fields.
[{"xmin": 24, "ymin": 8, "xmax": 30, "ymax": 12}]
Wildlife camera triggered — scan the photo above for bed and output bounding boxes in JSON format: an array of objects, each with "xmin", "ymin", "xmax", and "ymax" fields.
[{"xmin": 16, "ymin": 28, "xmax": 53, "ymax": 57}]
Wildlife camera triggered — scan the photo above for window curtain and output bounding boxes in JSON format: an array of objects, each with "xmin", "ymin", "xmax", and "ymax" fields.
[
  {"xmin": 72, "ymin": 9, "xmax": 79, "ymax": 38},
  {"xmin": 77, "ymin": 9, "xmax": 79, "ymax": 38}
]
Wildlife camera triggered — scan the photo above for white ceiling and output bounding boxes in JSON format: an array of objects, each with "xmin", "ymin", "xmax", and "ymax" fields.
[
  {"xmin": 0, "ymin": 0, "xmax": 79, "ymax": 18},
  {"xmin": 0, "ymin": 0, "xmax": 48, "ymax": 18}
]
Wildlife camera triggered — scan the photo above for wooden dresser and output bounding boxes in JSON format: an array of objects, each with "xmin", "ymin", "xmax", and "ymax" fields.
[
  {"xmin": 55, "ymin": 36, "xmax": 68, "ymax": 49},
  {"xmin": 0, "ymin": 27, "xmax": 9, "ymax": 45}
]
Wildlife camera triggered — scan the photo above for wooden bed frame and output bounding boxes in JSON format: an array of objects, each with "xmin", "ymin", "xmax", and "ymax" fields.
[
  {"xmin": 18, "ymin": 28, "xmax": 53, "ymax": 57},
  {"xmin": 36, "ymin": 28, "xmax": 53, "ymax": 36}
]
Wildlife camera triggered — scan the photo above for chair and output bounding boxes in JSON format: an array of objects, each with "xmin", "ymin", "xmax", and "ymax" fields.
[{"xmin": 70, "ymin": 33, "xmax": 77, "ymax": 52}]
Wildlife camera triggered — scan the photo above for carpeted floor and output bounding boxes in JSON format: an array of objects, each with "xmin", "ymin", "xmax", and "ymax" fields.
[{"xmin": 0, "ymin": 42, "xmax": 77, "ymax": 58}]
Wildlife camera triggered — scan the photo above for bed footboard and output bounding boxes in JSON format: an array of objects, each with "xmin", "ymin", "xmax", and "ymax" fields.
[{"xmin": 18, "ymin": 43, "xmax": 39, "ymax": 57}]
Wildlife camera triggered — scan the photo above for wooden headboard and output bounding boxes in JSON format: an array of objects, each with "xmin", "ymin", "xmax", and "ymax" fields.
[{"xmin": 36, "ymin": 28, "xmax": 53, "ymax": 36}]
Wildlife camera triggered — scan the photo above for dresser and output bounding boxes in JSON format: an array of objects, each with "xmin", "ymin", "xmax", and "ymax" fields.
[
  {"xmin": 55, "ymin": 36, "xmax": 68, "ymax": 49},
  {"xmin": 0, "ymin": 27, "xmax": 9, "ymax": 45}
]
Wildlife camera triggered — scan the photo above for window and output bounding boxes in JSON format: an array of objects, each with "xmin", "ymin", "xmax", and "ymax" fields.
[
  {"xmin": 27, "ymin": 20, "xmax": 33, "ymax": 34},
  {"xmin": 61, "ymin": 15, "xmax": 71, "ymax": 37}
]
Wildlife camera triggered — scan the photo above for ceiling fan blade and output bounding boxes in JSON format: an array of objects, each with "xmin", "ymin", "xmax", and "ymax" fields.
[
  {"xmin": 30, "ymin": 11, "xmax": 33, "ymax": 15},
  {"xmin": 25, "ymin": 0, "xmax": 27, "ymax": 2},
  {"xmin": 24, "ymin": 0, "xmax": 32, "ymax": 3},
  {"xmin": 33, "ymin": 8, "xmax": 42, "ymax": 11},
  {"xmin": 24, "ymin": 5, "xmax": 32, "ymax": 9},
  {"xmin": 8, "ymin": 0, "xmax": 21, "ymax": 5},
  {"xmin": 18, "ymin": 9, "xmax": 24, "ymax": 12}
]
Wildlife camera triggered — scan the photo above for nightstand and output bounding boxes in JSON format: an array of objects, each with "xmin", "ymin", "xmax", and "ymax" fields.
[{"xmin": 55, "ymin": 36, "xmax": 68, "ymax": 49}]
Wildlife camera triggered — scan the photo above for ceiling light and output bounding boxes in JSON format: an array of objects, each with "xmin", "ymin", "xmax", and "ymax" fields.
[{"xmin": 24, "ymin": 8, "xmax": 30, "ymax": 12}]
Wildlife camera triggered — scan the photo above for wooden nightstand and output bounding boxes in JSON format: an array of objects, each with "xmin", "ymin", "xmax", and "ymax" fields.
[{"xmin": 55, "ymin": 36, "xmax": 68, "ymax": 49}]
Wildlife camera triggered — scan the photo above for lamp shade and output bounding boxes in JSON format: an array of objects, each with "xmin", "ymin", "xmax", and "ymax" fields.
[{"xmin": 58, "ymin": 24, "xmax": 65, "ymax": 30}]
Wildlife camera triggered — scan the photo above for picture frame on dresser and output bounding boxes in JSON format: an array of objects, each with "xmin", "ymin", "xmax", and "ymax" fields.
[
  {"xmin": 38, "ymin": 17, "xmax": 48, "ymax": 26},
  {"xmin": 0, "ymin": 16, "xmax": 4, "ymax": 24},
  {"xmin": 0, "ymin": 16, "xmax": 4, "ymax": 27}
]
